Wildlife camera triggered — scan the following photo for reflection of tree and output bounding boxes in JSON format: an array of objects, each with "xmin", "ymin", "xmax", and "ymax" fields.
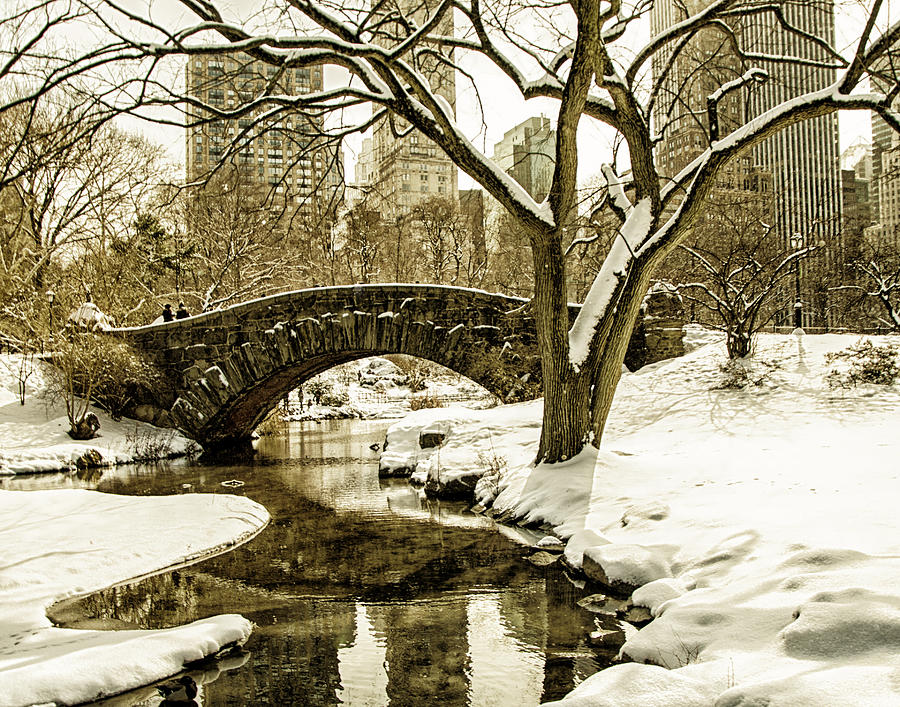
[
  {"xmin": 63, "ymin": 571, "xmax": 201, "ymax": 630},
  {"xmin": 76, "ymin": 453, "xmax": 603, "ymax": 704}
]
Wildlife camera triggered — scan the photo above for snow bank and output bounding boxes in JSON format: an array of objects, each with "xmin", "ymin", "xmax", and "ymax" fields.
[
  {"xmin": 0, "ymin": 355, "xmax": 195, "ymax": 475},
  {"xmin": 379, "ymin": 400, "xmax": 540, "ymax": 481},
  {"xmin": 0, "ymin": 488, "xmax": 269, "ymax": 706},
  {"xmin": 381, "ymin": 332, "xmax": 900, "ymax": 705}
]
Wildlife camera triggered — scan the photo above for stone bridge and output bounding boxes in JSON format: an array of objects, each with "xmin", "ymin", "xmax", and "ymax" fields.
[
  {"xmin": 114, "ymin": 285, "xmax": 556, "ymax": 447},
  {"xmin": 113, "ymin": 284, "xmax": 684, "ymax": 449}
]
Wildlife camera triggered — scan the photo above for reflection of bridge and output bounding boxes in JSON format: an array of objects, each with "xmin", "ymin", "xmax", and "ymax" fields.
[{"xmin": 114, "ymin": 285, "xmax": 559, "ymax": 447}]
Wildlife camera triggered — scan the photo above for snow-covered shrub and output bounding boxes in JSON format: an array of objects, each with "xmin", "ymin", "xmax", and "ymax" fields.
[
  {"xmin": 410, "ymin": 392, "xmax": 443, "ymax": 410},
  {"xmin": 46, "ymin": 333, "xmax": 160, "ymax": 437},
  {"xmin": 319, "ymin": 386, "xmax": 350, "ymax": 407},
  {"xmin": 714, "ymin": 357, "xmax": 779, "ymax": 389},
  {"xmin": 358, "ymin": 357, "xmax": 407, "ymax": 387},
  {"xmin": 825, "ymin": 339, "xmax": 900, "ymax": 389}
]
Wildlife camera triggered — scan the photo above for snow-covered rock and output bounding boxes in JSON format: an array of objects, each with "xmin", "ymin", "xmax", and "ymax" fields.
[{"xmin": 582, "ymin": 543, "xmax": 675, "ymax": 594}]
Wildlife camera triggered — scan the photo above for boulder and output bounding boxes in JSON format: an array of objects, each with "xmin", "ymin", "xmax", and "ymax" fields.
[
  {"xmin": 74, "ymin": 448, "xmax": 103, "ymax": 469},
  {"xmin": 418, "ymin": 430, "xmax": 446, "ymax": 449},
  {"xmin": 582, "ymin": 543, "xmax": 673, "ymax": 596}
]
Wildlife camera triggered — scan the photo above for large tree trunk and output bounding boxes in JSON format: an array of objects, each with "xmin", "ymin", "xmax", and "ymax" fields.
[{"xmin": 531, "ymin": 229, "xmax": 593, "ymax": 463}]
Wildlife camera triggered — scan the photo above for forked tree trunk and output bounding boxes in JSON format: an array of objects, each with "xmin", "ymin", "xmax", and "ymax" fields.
[
  {"xmin": 530, "ymin": 225, "xmax": 665, "ymax": 463},
  {"xmin": 531, "ymin": 231, "xmax": 593, "ymax": 463}
]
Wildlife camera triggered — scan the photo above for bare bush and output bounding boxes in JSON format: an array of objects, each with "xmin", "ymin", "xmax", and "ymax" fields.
[
  {"xmin": 715, "ymin": 358, "xmax": 780, "ymax": 390},
  {"xmin": 124, "ymin": 424, "xmax": 180, "ymax": 460},
  {"xmin": 385, "ymin": 355, "xmax": 436, "ymax": 392},
  {"xmin": 410, "ymin": 393, "xmax": 443, "ymax": 410},
  {"xmin": 825, "ymin": 340, "xmax": 900, "ymax": 389},
  {"xmin": 46, "ymin": 333, "xmax": 160, "ymax": 438}
]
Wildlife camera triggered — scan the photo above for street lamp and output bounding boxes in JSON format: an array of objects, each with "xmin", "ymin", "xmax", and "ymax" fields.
[
  {"xmin": 789, "ymin": 233, "xmax": 803, "ymax": 329},
  {"xmin": 46, "ymin": 290, "xmax": 56, "ymax": 339}
]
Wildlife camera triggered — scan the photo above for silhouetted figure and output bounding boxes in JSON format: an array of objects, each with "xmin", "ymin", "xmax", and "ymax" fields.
[
  {"xmin": 162, "ymin": 303, "xmax": 174, "ymax": 322},
  {"xmin": 176, "ymin": 302, "xmax": 190, "ymax": 319}
]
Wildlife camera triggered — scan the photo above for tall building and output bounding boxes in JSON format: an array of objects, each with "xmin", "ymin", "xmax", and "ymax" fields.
[
  {"xmin": 841, "ymin": 143, "xmax": 873, "ymax": 248},
  {"xmin": 651, "ymin": 0, "xmax": 842, "ymax": 327},
  {"xmin": 491, "ymin": 116, "xmax": 556, "ymax": 202},
  {"xmin": 365, "ymin": 1, "xmax": 458, "ymax": 215},
  {"xmin": 879, "ymin": 141, "xmax": 900, "ymax": 243},
  {"xmin": 185, "ymin": 55, "xmax": 343, "ymax": 214},
  {"xmin": 650, "ymin": 1, "xmax": 770, "ymax": 196},
  {"xmin": 743, "ymin": 3, "xmax": 842, "ymax": 261},
  {"xmin": 870, "ymin": 51, "xmax": 900, "ymax": 243}
]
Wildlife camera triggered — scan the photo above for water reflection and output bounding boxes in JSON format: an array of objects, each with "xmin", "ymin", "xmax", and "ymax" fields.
[{"xmin": 41, "ymin": 420, "xmax": 606, "ymax": 705}]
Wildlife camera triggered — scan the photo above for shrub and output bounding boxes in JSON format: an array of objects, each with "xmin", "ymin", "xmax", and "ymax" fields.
[
  {"xmin": 384, "ymin": 354, "xmax": 434, "ymax": 392},
  {"xmin": 319, "ymin": 387, "xmax": 350, "ymax": 407},
  {"xmin": 410, "ymin": 392, "xmax": 443, "ymax": 410},
  {"xmin": 714, "ymin": 357, "xmax": 779, "ymax": 389},
  {"xmin": 124, "ymin": 424, "xmax": 179, "ymax": 460},
  {"xmin": 47, "ymin": 333, "xmax": 160, "ymax": 438},
  {"xmin": 825, "ymin": 339, "xmax": 900, "ymax": 389}
]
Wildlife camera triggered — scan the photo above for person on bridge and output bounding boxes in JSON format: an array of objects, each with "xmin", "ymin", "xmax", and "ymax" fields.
[
  {"xmin": 162, "ymin": 303, "xmax": 174, "ymax": 322},
  {"xmin": 176, "ymin": 302, "xmax": 190, "ymax": 319}
]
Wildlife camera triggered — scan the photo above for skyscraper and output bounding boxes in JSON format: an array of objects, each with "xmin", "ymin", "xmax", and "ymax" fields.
[
  {"xmin": 651, "ymin": 0, "xmax": 842, "ymax": 327},
  {"xmin": 364, "ymin": 1, "xmax": 458, "ymax": 215},
  {"xmin": 743, "ymin": 3, "xmax": 842, "ymax": 251},
  {"xmin": 870, "ymin": 51, "xmax": 900, "ymax": 243},
  {"xmin": 492, "ymin": 116, "xmax": 556, "ymax": 202},
  {"xmin": 185, "ymin": 54, "xmax": 343, "ymax": 214}
]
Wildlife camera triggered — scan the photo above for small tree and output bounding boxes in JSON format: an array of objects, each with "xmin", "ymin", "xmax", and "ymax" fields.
[
  {"xmin": 665, "ymin": 203, "xmax": 819, "ymax": 357},
  {"xmin": 837, "ymin": 233, "xmax": 900, "ymax": 332}
]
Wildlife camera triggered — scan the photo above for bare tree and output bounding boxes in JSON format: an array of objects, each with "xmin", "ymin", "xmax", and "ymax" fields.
[
  {"xmin": 4, "ymin": 0, "xmax": 898, "ymax": 463},
  {"xmin": 342, "ymin": 202, "xmax": 389, "ymax": 283},
  {"xmin": 673, "ymin": 241, "xmax": 817, "ymax": 358},
  {"xmin": 180, "ymin": 167, "xmax": 296, "ymax": 311},
  {"xmin": 0, "ymin": 103, "xmax": 171, "ymax": 338},
  {"xmin": 411, "ymin": 196, "xmax": 468, "ymax": 284},
  {"xmin": 838, "ymin": 234, "xmax": 900, "ymax": 331}
]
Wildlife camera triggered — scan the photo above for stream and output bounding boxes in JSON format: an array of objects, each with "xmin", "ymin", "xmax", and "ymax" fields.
[{"xmin": 14, "ymin": 419, "xmax": 613, "ymax": 706}]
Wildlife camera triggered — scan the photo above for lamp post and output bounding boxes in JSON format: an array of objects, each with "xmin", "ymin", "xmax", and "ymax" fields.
[
  {"xmin": 789, "ymin": 233, "xmax": 802, "ymax": 329},
  {"xmin": 46, "ymin": 290, "xmax": 55, "ymax": 340}
]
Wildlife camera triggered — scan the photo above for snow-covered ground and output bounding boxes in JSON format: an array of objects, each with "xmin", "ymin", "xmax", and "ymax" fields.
[
  {"xmin": 382, "ymin": 332, "xmax": 900, "ymax": 706},
  {"xmin": 0, "ymin": 489, "xmax": 269, "ymax": 707},
  {"xmin": 0, "ymin": 355, "xmax": 270, "ymax": 706},
  {"xmin": 0, "ymin": 355, "xmax": 196, "ymax": 475},
  {"xmin": 277, "ymin": 356, "xmax": 496, "ymax": 422}
]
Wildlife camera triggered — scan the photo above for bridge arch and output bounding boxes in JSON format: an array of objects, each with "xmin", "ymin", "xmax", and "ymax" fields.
[{"xmin": 114, "ymin": 285, "xmax": 549, "ymax": 447}]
